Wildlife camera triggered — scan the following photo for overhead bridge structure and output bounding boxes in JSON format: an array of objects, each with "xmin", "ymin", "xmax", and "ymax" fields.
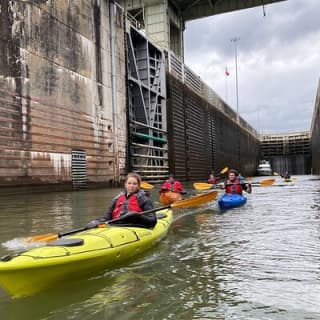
[
  {"xmin": 167, "ymin": 0, "xmax": 285, "ymax": 20},
  {"xmin": 121, "ymin": 0, "xmax": 286, "ymax": 58}
]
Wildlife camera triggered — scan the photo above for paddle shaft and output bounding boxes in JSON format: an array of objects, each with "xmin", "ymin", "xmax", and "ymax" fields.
[
  {"xmin": 58, "ymin": 206, "xmax": 172, "ymax": 238},
  {"xmin": 29, "ymin": 190, "xmax": 217, "ymax": 242}
]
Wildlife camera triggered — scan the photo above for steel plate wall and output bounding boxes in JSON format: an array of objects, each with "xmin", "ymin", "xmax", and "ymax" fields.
[
  {"xmin": 167, "ymin": 74, "xmax": 260, "ymax": 180},
  {"xmin": 184, "ymin": 89, "xmax": 211, "ymax": 180},
  {"xmin": 167, "ymin": 76, "xmax": 188, "ymax": 180}
]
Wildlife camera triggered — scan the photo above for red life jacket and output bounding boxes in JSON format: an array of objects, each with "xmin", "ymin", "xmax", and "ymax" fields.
[
  {"xmin": 225, "ymin": 179, "xmax": 243, "ymax": 195},
  {"xmin": 161, "ymin": 181, "xmax": 184, "ymax": 193},
  {"xmin": 112, "ymin": 191, "xmax": 144, "ymax": 219},
  {"xmin": 208, "ymin": 177, "xmax": 217, "ymax": 184}
]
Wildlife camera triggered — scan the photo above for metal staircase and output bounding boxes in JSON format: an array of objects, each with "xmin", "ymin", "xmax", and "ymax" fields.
[{"xmin": 126, "ymin": 25, "xmax": 168, "ymax": 181}]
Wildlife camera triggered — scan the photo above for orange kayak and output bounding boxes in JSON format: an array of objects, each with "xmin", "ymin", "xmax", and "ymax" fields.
[{"xmin": 160, "ymin": 191, "xmax": 182, "ymax": 205}]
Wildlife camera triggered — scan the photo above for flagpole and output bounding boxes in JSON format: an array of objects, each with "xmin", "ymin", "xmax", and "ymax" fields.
[
  {"xmin": 225, "ymin": 71, "xmax": 228, "ymax": 103},
  {"xmin": 231, "ymin": 37, "xmax": 240, "ymax": 123}
]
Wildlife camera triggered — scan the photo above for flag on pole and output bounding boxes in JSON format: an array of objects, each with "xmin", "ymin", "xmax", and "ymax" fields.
[{"xmin": 225, "ymin": 66, "xmax": 230, "ymax": 76}]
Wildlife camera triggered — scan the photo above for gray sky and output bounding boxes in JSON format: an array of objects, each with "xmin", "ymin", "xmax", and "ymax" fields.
[{"xmin": 184, "ymin": 0, "xmax": 320, "ymax": 134}]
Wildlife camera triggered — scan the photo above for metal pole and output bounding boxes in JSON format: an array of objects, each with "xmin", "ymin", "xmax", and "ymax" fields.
[
  {"xmin": 225, "ymin": 74, "xmax": 228, "ymax": 103},
  {"xmin": 231, "ymin": 37, "xmax": 240, "ymax": 123}
]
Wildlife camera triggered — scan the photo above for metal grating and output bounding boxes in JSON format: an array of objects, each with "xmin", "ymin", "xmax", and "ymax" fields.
[
  {"xmin": 126, "ymin": 25, "xmax": 168, "ymax": 181},
  {"xmin": 72, "ymin": 150, "xmax": 87, "ymax": 189}
]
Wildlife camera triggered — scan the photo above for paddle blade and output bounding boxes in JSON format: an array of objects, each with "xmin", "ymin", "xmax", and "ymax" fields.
[
  {"xmin": 273, "ymin": 172, "xmax": 279, "ymax": 176},
  {"xmin": 26, "ymin": 233, "xmax": 58, "ymax": 243},
  {"xmin": 171, "ymin": 191, "xmax": 218, "ymax": 209},
  {"xmin": 193, "ymin": 182, "xmax": 214, "ymax": 191},
  {"xmin": 141, "ymin": 181, "xmax": 154, "ymax": 190},
  {"xmin": 259, "ymin": 178, "xmax": 275, "ymax": 186},
  {"xmin": 220, "ymin": 166, "xmax": 228, "ymax": 174}
]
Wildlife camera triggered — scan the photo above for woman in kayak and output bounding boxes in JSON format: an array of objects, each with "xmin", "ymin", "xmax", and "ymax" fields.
[
  {"xmin": 221, "ymin": 169, "xmax": 252, "ymax": 195},
  {"xmin": 103, "ymin": 172, "xmax": 157, "ymax": 228}
]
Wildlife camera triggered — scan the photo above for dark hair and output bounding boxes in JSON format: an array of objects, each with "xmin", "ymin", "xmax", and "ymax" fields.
[
  {"xmin": 228, "ymin": 169, "xmax": 238, "ymax": 175},
  {"xmin": 125, "ymin": 172, "xmax": 141, "ymax": 186}
]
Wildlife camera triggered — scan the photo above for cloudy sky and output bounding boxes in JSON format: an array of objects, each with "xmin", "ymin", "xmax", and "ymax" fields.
[{"xmin": 184, "ymin": 0, "xmax": 320, "ymax": 134}]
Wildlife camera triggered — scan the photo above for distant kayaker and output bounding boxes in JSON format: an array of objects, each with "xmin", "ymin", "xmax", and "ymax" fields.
[
  {"xmin": 103, "ymin": 172, "xmax": 157, "ymax": 228},
  {"xmin": 221, "ymin": 169, "xmax": 252, "ymax": 195},
  {"xmin": 208, "ymin": 172, "xmax": 218, "ymax": 184},
  {"xmin": 160, "ymin": 174, "xmax": 186, "ymax": 194},
  {"xmin": 281, "ymin": 171, "xmax": 291, "ymax": 179}
]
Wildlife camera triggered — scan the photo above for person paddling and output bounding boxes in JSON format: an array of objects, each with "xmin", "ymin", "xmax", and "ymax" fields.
[
  {"xmin": 281, "ymin": 170, "xmax": 291, "ymax": 179},
  {"xmin": 208, "ymin": 172, "xmax": 218, "ymax": 184},
  {"xmin": 159, "ymin": 174, "xmax": 186, "ymax": 204},
  {"xmin": 221, "ymin": 169, "xmax": 252, "ymax": 195},
  {"xmin": 160, "ymin": 174, "xmax": 186, "ymax": 194},
  {"xmin": 104, "ymin": 172, "xmax": 156, "ymax": 227},
  {"xmin": 85, "ymin": 173, "xmax": 157, "ymax": 229}
]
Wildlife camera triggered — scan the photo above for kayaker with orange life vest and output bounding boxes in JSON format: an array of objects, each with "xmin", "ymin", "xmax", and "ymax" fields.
[
  {"xmin": 101, "ymin": 172, "xmax": 156, "ymax": 228},
  {"xmin": 221, "ymin": 169, "xmax": 252, "ymax": 195}
]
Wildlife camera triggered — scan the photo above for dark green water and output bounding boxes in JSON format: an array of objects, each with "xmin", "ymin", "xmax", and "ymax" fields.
[{"xmin": 0, "ymin": 176, "xmax": 319, "ymax": 319}]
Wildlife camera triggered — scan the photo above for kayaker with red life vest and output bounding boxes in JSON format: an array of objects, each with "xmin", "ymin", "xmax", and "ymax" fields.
[
  {"xmin": 221, "ymin": 169, "xmax": 252, "ymax": 195},
  {"xmin": 160, "ymin": 174, "xmax": 186, "ymax": 194},
  {"xmin": 208, "ymin": 173, "xmax": 218, "ymax": 184},
  {"xmin": 103, "ymin": 172, "xmax": 156, "ymax": 228}
]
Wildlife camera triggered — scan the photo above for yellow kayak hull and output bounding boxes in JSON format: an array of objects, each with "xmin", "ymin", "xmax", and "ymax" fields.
[{"xmin": 0, "ymin": 209, "xmax": 172, "ymax": 298}]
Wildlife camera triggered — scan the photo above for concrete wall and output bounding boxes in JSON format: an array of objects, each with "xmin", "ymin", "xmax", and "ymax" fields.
[
  {"xmin": 311, "ymin": 80, "xmax": 320, "ymax": 174},
  {"xmin": 0, "ymin": 0, "xmax": 127, "ymax": 187}
]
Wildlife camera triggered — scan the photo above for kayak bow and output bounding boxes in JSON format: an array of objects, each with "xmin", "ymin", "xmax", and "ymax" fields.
[
  {"xmin": 218, "ymin": 194, "xmax": 247, "ymax": 210},
  {"xmin": 0, "ymin": 209, "xmax": 172, "ymax": 298}
]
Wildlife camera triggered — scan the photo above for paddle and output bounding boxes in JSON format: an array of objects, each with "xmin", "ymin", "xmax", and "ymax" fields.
[
  {"xmin": 141, "ymin": 181, "xmax": 155, "ymax": 190},
  {"xmin": 27, "ymin": 190, "xmax": 218, "ymax": 243},
  {"xmin": 194, "ymin": 178, "xmax": 275, "ymax": 190},
  {"xmin": 242, "ymin": 178, "xmax": 274, "ymax": 187},
  {"xmin": 193, "ymin": 182, "xmax": 218, "ymax": 190},
  {"xmin": 220, "ymin": 166, "xmax": 229, "ymax": 174},
  {"xmin": 273, "ymin": 172, "xmax": 279, "ymax": 176}
]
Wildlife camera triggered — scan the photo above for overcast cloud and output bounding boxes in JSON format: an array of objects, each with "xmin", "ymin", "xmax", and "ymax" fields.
[{"xmin": 184, "ymin": 0, "xmax": 320, "ymax": 134}]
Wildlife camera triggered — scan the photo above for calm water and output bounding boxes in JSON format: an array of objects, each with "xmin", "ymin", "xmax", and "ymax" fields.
[{"xmin": 0, "ymin": 176, "xmax": 320, "ymax": 319}]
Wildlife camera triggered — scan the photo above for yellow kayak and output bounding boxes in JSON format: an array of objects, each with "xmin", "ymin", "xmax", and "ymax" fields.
[{"xmin": 0, "ymin": 209, "xmax": 172, "ymax": 298}]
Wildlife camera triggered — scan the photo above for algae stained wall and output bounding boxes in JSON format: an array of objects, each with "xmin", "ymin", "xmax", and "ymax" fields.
[{"xmin": 0, "ymin": 0, "xmax": 127, "ymax": 187}]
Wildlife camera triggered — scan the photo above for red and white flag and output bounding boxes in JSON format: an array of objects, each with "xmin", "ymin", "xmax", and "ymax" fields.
[{"xmin": 225, "ymin": 66, "xmax": 230, "ymax": 76}]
